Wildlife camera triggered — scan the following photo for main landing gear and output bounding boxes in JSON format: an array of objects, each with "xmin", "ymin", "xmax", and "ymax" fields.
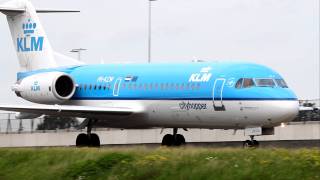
[
  {"xmin": 161, "ymin": 128, "xmax": 186, "ymax": 146},
  {"xmin": 76, "ymin": 119, "xmax": 100, "ymax": 147},
  {"xmin": 243, "ymin": 135, "xmax": 259, "ymax": 148}
]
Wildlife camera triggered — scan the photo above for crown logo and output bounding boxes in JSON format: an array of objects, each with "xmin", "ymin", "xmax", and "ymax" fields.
[{"xmin": 22, "ymin": 19, "xmax": 36, "ymax": 35}]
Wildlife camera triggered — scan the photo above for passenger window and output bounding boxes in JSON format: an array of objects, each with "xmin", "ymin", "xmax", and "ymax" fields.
[
  {"xmin": 235, "ymin": 78, "xmax": 243, "ymax": 89},
  {"xmin": 186, "ymin": 83, "xmax": 190, "ymax": 90},
  {"xmin": 191, "ymin": 83, "xmax": 195, "ymax": 90},
  {"xmin": 175, "ymin": 83, "xmax": 179, "ymax": 90},
  {"xmin": 243, "ymin": 78, "xmax": 255, "ymax": 88}
]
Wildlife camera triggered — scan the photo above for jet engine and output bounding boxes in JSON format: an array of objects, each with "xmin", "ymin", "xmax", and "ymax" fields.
[{"xmin": 12, "ymin": 72, "xmax": 76, "ymax": 104}]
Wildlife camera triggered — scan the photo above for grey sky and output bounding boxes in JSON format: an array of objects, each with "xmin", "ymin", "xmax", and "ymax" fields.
[{"xmin": 0, "ymin": 0, "xmax": 319, "ymax": 104}]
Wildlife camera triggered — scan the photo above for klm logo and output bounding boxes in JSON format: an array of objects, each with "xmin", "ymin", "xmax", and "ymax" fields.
[
  {"xmin": 189, "ymin": 66, "xmax": 212, "ymax": 82},
  {"xmin": 17, "ymin": 19, "xmax": 44, "ymax": 52},
  {"xmin": 31, "ymin": 81, "xmax": 40, "ymax": 91}
]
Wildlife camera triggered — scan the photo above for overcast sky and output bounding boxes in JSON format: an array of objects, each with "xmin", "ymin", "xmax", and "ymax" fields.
[{"xmin": 0, "ymin": 0, "xmax": 319, "ymax": 104}]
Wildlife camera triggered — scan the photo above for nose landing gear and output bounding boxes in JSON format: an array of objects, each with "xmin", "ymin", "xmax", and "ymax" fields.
[{"xmin": 161, "ymin": 128, "xmax": 186, "ymax": 146}]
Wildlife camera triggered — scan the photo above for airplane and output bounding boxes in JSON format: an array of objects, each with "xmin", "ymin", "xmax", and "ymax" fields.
[{"xmin": 0, "ymin": 0, "xmax": 299, "ymax": 147}]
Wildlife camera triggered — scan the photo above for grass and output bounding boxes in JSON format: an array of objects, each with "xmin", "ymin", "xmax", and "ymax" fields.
[{"xmin": 0, "ymin": 147, "xmax": 319, "ymax": 180}]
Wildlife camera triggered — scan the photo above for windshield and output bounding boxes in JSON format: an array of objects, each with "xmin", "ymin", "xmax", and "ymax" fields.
[
  {"xmin": 235, "ymin": 78, "xmax": 243, "ymax": 89},
  {"xmin": 275, "ymin": 79, "xmax": 288, "ymax": 88},
  {"xmin": 243, "ymin": 78, "xmax": 255, "ymax": 88},
  {"xmin": 235, "ymin": 78, "xmax": 255, "ymax": 89},
  {"xmin": 254, "ymin": 78, "xmax": 275, "ymax": 87}
]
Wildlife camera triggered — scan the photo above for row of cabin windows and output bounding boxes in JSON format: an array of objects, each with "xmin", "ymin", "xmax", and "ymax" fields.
[
  {"xmin": 76, "ymin": 82, "xmax": 202, "ymax": 91},
  {"xmin": 235, "ymin": 78, "xmax": 288, "ymax": 89}
]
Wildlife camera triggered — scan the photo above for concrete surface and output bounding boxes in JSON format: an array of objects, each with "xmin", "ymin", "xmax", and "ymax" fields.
[{"xmin": 0, "ymin": 121, "xmax": 319, "ymax": 148}]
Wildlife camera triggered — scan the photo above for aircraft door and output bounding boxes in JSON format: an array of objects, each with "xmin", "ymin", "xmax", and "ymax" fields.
[
  {"xmin": 113, "ymin": 78, "xmax": 122, "ymax": 96},
  {"xmin": 212, "ymin": 78, "xmax": 226, "ymax": 111}
]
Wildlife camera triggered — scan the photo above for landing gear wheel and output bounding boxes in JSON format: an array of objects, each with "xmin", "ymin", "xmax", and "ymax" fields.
[
  {"xmin": 89, "ymin": 133, "xmax": 100, "ymax": 147},
  {"xmin": 243, "ymin": 140, "xmax": 253, "ymax": 148},
  {"xmin": 76, "ymin": 133, "xmax": 89, "ymax": 147},
  {"xmin": 162, "ymin": 134, "xmax": 174, "ymax": 146},
  {"xmin": 243, "ymin": 140, "xmax": 259, "ymax": 148},
  {"xmin": 174, "ymin": 134, "xmax": 186, "ymax": 146}
]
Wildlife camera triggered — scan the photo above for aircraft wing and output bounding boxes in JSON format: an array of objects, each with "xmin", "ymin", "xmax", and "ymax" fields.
[{"xmin": 0, "ymin": 104, "xmax": 139, "ymax": 118}]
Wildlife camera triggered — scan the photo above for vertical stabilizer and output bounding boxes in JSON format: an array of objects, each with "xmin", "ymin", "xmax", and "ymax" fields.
[{"xmin": 1, "ymin": 0, "xmax": 56, "ymax": 71}]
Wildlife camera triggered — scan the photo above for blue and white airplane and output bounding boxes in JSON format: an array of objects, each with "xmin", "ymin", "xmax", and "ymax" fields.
[{"xmin": 0, "ymin": 0, "xmax": 299, "ymax": 147}]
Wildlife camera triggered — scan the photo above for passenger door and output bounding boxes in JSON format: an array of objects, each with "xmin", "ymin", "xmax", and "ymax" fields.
[
  {"xmin": 212, "ymin": 78, "xmax": 226, "ymax": 111},
  {"xmin": 113, "ymin": 78, "xmax": 122, "ymax": 96}
]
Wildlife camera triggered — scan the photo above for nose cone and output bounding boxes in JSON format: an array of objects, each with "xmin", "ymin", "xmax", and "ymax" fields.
[
  {"xmin": 268, "ymin": 88, "xmax": 299, "ymax": 124},
  {"xmin": 276, "ymin": 100, "xmax": 299, "ymax": 123}
]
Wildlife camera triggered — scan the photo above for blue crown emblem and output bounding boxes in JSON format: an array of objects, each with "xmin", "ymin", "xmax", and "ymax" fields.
[{"xmin": 22, "ymin": 19, "xmax": 36, "ymax": 35}]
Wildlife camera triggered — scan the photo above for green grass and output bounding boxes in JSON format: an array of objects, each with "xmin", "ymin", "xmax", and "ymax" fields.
[{"xmin": 0, "ymin": 147, "xmax": 319, "ymax": 180}]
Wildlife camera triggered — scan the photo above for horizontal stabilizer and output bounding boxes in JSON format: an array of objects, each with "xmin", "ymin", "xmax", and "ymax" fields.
[
  {"xmin": 0, "ymin": 7, "xmax": 24, "ymax": 14},
  {"xmin": 0, "ymin": 7, "xmax": 79, "ymax": 15},
  {"xmin": 36, "ymin": 9, "xmax": 80, "ymax": 13}
]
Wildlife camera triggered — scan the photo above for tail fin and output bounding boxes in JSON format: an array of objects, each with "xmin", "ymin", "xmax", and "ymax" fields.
[{"xmin": 0, "ymin": 0, "xmax": 81, "ymax": 71}]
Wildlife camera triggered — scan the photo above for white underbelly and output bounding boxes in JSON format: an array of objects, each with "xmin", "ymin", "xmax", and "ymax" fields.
[
  {"xmin": 147, "ymin": 100, "xmax": 298, "ymax": 128},
  {"xmin": 67, "ymin": 100, "xmax": 299, "ymax": 129}
]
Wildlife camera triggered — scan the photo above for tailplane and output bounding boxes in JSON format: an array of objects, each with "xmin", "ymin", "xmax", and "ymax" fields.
[{"xmin": 0, "ymin": 0, "xmax": 82, "ymax": 71}]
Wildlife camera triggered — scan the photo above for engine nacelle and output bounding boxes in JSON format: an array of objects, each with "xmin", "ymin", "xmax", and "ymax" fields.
[{"xmin": 13, "ymin": 72, "xmax": 76, "ymax": 104}]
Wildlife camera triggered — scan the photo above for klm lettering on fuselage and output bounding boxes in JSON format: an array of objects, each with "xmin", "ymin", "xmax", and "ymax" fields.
[
  {"xmin": 189, "ymin": 66, "xmax": 212, "ymax": 82},
  {"xmin": 17, "ymin": 19, "xmax": 44, "ymax": 52}
]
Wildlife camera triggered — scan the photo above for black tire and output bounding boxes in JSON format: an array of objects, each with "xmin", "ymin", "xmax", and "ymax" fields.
[
  {"xmin": 89, "ymin": 133, "xmax": 100, "ymax": 147},
  {"xmin": 174, "ymin": 134, "xmax": 186, "ymax": 146},
  {"xmin": 76, "ymin": 133, "xmax": 88, "ymax": 147},
  {"xmin": 253, "ymin": 140, "xmax": 259, "ymax": 147},
  {"xmin": 243, "ymin": 140, "xmax": 253, "ymax": 148},
  {"xmin": 162, "ymin": 134, "xmax": 174, "ymax": 146}
]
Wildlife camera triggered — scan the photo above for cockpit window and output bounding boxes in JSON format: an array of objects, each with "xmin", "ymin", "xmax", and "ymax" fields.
[
  {"xmin": 235, "ymin": 78, "xmax": 255, "ymax": 89},
  {"xmin": 235, "ymin": 78, "xmax": 243, "ymax": 89},
  {"xmin": 275, "ymin": 79, "xmax": 288, "ymax": 88},
  {"xmin": 243, "ymin": 78, "xmax": 255, "ymax": 88},
  {"xmin": 255, "ymin": 78, "xmax": 275, "ymax": 87}
]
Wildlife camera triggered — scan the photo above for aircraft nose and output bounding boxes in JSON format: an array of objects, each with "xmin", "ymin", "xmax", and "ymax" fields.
[{"xmin": 273, "ymin": 100, "xmax": 299, "ymax": 123}]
